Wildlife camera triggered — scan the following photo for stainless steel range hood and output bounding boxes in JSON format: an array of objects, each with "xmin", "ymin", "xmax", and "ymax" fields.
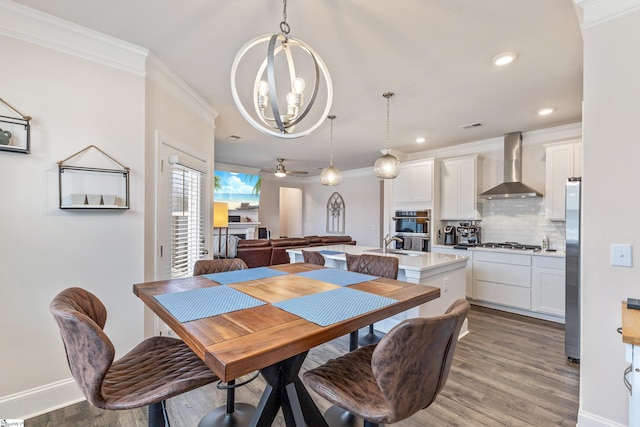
[{"xmin": 479, "ymin": 132, "xmax": 543, "ymax": 199}]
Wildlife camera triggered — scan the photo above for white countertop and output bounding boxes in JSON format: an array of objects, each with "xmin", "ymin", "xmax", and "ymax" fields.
[
  {"xmin": 432, "ymin": 244, "xmax": 566, "ymax": 258},
  {"xmin": 287, "ymin": 244, "xmax": 469, "ymax": 272}
]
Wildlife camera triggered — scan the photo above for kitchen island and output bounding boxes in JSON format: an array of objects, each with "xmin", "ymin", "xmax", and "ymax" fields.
[{"xmin": 287, "ymin": 244, "xmax": 469, "ymax": 336}]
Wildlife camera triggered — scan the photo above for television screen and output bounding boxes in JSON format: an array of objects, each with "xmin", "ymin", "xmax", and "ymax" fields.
[{"xmin": 214, "ymin": 171, "xmax": 260, "ymax": 210}]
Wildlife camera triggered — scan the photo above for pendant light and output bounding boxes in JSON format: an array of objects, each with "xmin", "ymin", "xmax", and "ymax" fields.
[
  {"xmin": 374, "ymin": 92, "xmax": 400, "ymax": 179},
  {"xmin": 230, "ymin": 0, "xmax": 333, "ymax": 139},
  {"xmin": 320, "ymin": 115, "xmax": 342, "ymax": 186}
]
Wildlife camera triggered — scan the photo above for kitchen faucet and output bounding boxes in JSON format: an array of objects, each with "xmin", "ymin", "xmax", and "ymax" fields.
[{"xmin": 382, "ymin": 234, "xmax": 403, "ymax": 253}]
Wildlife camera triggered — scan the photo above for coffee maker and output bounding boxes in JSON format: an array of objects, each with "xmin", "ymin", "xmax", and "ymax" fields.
[
  {"xmin": 443, "ymin": 226, "xmax": 456, "ymax": 245},
  {"xmin": 456, "ymin": 222, "xmax": 481, "ymax": 246}
]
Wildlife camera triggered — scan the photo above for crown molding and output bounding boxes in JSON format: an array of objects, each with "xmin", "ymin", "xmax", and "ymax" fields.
[
  {"xmin": 146, "ymin": 54, "xmax": 218, "ymax": 123},
  {"xmin": 575, "ymin": 0, "xmax": 640, "ymax": 28},
  {"xmin": 0, "ymin": 0, "xmax": 148, "ymax": 75}
]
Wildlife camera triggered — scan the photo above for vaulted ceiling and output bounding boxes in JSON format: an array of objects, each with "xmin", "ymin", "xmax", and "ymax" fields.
[{"xmin": 13, "ymin": 0, "xmax": 584, "ymax": 176}]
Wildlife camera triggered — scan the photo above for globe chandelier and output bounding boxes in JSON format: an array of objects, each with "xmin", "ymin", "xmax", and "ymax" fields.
[
  {"xmin": 320, "ymin": 115, "xmax": 342, "ymax": 186},
  {"xmin": 230, "ymin": 0, "xmax": 333, "ymax": 139},
  {"xmin": 374, "ymin": 92, "xmax": 401, "ymax": 179}
]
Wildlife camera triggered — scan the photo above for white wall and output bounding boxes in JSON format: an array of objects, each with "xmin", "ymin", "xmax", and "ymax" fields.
[
  {"xmin": 578, "ymin": 1, "xmax": 640, "ymax": 425},
  {"xmin": 0, "ymin": 33, "xmax": 146, "ymax": 416},
  {"xmin": 303, "ymin": 169, "xmax": 382, "ymax": 247},
  {"xmin": 0, "ymin": 2, "xmax": 217, "ymax": 418}
]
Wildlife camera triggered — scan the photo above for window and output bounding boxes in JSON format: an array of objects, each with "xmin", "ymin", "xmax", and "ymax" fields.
[{"xmin": 170, "ymin": 163, "xmax": 206, "ymax": 278}]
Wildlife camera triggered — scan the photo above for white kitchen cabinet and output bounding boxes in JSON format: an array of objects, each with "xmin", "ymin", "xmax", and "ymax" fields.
[
  {"xmin": 432, "ymin": 246, "xmax": 474, "ymax": 298},
  {"xmin": 545, "ymin": 140, "xmax": 582, "ymax": 220},
  {"xmin": 532, "ymin": 256, "xmax": 565, "ymax": 319},
  {"xmin": 440, "ymin": 155, "xmax": 480, "ymax": 220},
  {"xmin": 393, "ymin": 159, "xmax": 434, "ymax": 204},
  {"xmin": 473, "ymin": 251, "xmax": 532, "ymax": 310}
]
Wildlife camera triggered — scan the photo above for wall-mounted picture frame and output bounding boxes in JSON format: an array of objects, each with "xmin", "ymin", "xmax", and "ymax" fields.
[{"xmin": 0, "ymin": 115, "xmax": 30, "ymax": 154}]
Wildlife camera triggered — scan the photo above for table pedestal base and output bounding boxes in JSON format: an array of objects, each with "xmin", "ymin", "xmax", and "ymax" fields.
[{"xmin": 251, "ymin": 351, "xmax": 328, "ymax": 427}]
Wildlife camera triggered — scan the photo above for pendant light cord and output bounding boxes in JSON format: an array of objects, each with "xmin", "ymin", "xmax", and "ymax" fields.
[
  {"xmin": 328, "ymin": 114, "xmax": 335, "ymax": 166},
  {"xmin": 383, "ymin": 92, "xmax": 394, "ymax": 154}
]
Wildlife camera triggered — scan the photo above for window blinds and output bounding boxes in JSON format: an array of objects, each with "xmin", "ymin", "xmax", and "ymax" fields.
[{"xmin": 170, "ymin": 163, "xmax": 205, "ymax": 278}]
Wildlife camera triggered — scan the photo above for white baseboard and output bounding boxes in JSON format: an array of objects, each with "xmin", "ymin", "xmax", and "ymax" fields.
[
  {"xmin": 0, "ymin": 378, "xmax": 84, "ymax": 420},
  {"xmin": 578, "ymin": 408, "xmax": 626, "ymax": 427}
]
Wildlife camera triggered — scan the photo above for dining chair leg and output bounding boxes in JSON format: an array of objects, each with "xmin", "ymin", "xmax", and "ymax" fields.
[
  {"xmin": 197, "ymin": 380, "xmax": 257, "ymax": 427},
  {"xmin": 148, "ymin": 400, "xmax": 169, "ymax": 427}
]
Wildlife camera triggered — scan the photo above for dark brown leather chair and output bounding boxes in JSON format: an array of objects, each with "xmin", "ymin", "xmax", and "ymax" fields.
[
  {"xmin": 347, "ymin": 254, "xmax": 399, "ymax": 346},
  {"xmin": 302, "ymin": 250, "xmax": 325, "ymax": 266},
  {"xmin": 50, "ymin": 287, "xmax": 218, "ymax": 427},
  {"xmin": 192, "ymin": 259, "xmax": 257, "ymax": 426},
  {"xmin": 193, "ymin": 258, "xmax": 248, "ymax": 275},
  {"xmin": 303, "ymin": 299, "xmax": 470, "ymax": 427},
  {"xmin": 347, "ymin": 254, "xmax": 399, "ymax": 280}
]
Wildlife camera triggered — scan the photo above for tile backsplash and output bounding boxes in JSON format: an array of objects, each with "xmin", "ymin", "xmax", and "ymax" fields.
[{"xmin": 443, "ymin": 198, "xmax": 566, "ymax": 250}]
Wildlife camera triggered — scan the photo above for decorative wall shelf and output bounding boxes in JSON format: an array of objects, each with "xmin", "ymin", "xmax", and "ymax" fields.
[
  {"xmin": 0, "ymin": 97, "xmax": 31, "ymax": 154},
  {"xmin": 58, "ymin": 145, "xmax": 130, "ymax": 210}
]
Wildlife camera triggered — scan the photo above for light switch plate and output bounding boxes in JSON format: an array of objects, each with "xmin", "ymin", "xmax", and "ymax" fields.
[{"xmin": 611, "ymin": 244, "xmax": 633, "ymax": 267}]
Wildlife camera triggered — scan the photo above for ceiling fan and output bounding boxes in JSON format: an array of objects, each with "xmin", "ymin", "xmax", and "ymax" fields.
[{"xmin": 260, "ymin": 158, "xmax": 309, "ymax": 177}]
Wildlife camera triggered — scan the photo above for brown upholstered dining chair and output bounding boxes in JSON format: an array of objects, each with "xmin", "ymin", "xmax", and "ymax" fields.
[
  {"xmin": 193, "ymin": 258, "xmax": 248, "ymax": 275},
  {"xmin": 347, "ymin": 254, "xmax": 399, "ymax": 346},
  {"xmin": 50, "ymin": 287, "xmax": 218, "ymax": 427},
  {"xmin": 192, "ymin": 257, "xmax": 258, "ymax": 425},
  {"xmin": 302, "ymin": 250, "xmax": 325, "ymax": 266},
  {"xmin": 303, "ymin": 299, "xmax": 470, "ymax": 427}
]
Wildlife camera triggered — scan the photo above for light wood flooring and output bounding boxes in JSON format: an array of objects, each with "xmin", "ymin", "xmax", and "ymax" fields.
[{"xmin": 27, "ymin": 306, "xmax": 579, "ymax": 426}]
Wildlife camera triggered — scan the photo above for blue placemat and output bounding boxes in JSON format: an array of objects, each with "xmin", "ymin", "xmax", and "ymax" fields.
[
  {"xmin": 203, "ymin": 267, "xmax": 287, "ymax": 285},
  {"xmin": 294, "ymin": 268, "xmax": 378, "ymax": 287},
  {"xmin": 154, "ymin": 285, "xmax": 265, "ymax": 322},
  {"xmin": 318, "ymin": 250, "xmax": 345, "ymax": 255},
  {"xmin": 272, "ymin": 287, "xmax": 397, "ymax": 327}
]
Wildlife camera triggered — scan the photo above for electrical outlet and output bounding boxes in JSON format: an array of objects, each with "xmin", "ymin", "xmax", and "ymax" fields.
[
  {"xmin": 442, "ymin": 278, "xmax": 449, "ymax": 292},
  {"xmin": 611, "ymin": 244, "xmax": 633, "ymax": 267}
]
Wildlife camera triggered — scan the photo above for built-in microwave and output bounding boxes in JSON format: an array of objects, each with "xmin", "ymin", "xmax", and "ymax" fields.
[{"xmin": 393, "ymin": 210, "xmax": 430, "ymax": 234}]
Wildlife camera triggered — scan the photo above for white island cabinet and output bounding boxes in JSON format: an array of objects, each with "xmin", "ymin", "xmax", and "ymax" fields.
[
  {"xmin": 286, "ymin": 244, "xmax": 469, "ymax": 337},
  {"xmin": 432, "ymin": 245, "xmax": 474, "ymax": 298}
]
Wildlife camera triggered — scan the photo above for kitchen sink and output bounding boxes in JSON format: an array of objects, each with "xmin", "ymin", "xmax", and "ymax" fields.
[{"xmin": 365, "ymin": 248, "xmax": 423, "ymax": 257}]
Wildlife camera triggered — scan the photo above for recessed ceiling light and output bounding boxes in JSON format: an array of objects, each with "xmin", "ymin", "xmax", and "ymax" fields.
[
  {"xmin": 492, "ymin": 52, "xmax": 518, "ymax": 66},
  {"xmin": 416, "ymin": 137, "xmax": 426, "ymax": 144},
  {"xmin": 537, "ymin": 107, "xmax": 555, "ymax": 116}
]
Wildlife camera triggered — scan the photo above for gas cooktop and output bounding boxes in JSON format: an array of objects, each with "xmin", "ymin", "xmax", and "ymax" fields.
[{"xmin": 478, "ymin": 242, "xmax": 542, "ymax": 251}]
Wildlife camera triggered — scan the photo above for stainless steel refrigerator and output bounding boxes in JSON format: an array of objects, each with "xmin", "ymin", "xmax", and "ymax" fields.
[{"xmin": 565, "ymin": 177, "xmax": 581, "ymax": 362}]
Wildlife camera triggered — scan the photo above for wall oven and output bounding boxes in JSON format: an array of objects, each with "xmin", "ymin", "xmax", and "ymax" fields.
[{"xmin": 392, "ymin": 210, "xmax": 430, "ymax": 251}]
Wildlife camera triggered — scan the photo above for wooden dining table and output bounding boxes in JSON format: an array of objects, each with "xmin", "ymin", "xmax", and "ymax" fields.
[{"xmin": 133, "ymin": 262, "xmax": 440, "ymax": 427}]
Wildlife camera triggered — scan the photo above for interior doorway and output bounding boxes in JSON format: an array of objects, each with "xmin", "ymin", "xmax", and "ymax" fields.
[{"xmin": 279, "ymin": 187, "xmax": 302, "ymax": 238}]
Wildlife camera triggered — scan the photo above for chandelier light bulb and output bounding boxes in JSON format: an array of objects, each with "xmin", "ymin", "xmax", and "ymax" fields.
[
  {"xmin": 293, "ymin": 77, "xmax": 305, "ymax": 93},
  {"xmin": 258, "ymin": 80, "xmax": 269, "ymax": 96}
]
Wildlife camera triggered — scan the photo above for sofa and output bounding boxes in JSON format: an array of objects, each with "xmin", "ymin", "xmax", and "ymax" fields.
[{"xmin": 236, "ymin": 235, "xmax": 356, "ymax": 268}]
